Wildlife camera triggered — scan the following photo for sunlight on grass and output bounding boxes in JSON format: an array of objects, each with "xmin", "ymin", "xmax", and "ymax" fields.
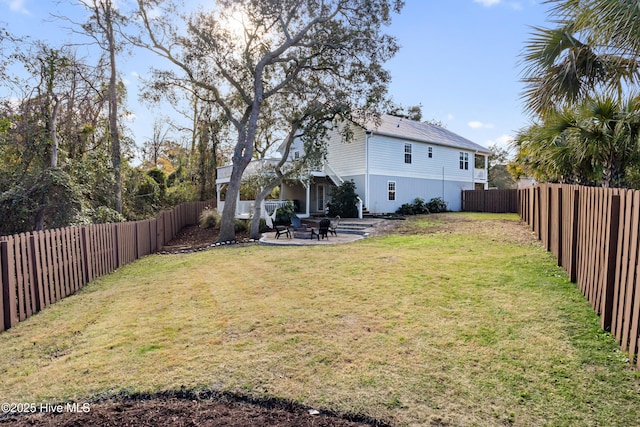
[{"xmin": 0, "ymin": 213, "xmax": 638, "ymax": 426}]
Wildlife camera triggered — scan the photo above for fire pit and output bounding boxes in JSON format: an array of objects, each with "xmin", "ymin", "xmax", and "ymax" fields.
[{"xmin": 293, "ymin": 228, "xmax": 316, "ymax": 239}]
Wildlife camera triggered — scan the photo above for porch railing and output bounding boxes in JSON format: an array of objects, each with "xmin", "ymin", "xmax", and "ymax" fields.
[{"xmin": 263, "ymin": 200, "xmax": 291, "ymax": 215}]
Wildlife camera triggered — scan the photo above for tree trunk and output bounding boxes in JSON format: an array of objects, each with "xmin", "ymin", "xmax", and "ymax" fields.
[
  {"xmin": 50, "ymin": 95, "xmax": 61, "ymax": 169},
  {"xmin": 250, "ymin": 184, "xmax": 277, "ymax": 240},
  {"xmin": 218, "ymin": 160, "xmax": 248, "ymax": 241},
  {"xmin": 218, "ymin": 105, "xmax": 261, "ymax": 241},
  {"xmin": 198, "ymin": 120, "xmax": 209, "ymax": 200},
  {"xmin": 105, "ymin": 3, "xmax": 122, "ymax": 214}
]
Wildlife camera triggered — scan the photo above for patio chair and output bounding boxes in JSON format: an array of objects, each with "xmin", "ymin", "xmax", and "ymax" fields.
[
  {"xmin": 291, "ymin": 213, "xmax": 303, "ymax": 230},
  {"xmin": 266, "ymin": 207, "xmax": 291, "ymax": 239},
  {"xmin": 318, "ymin": 218, "xmax": 331, "ymax": 240},
  {"xmin": 328, "ymin": 215, "xmax": 340, "ymax": 236}
]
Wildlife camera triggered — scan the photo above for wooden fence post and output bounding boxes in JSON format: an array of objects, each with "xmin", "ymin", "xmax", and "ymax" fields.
[
  {"xmin": 29, "ymin": 234, "xmax": 43, "ymax": 312},
  {"xmin": 546, "ymin": 186, "xmax": 552, "ymax": 252},
  {"xmin": 113, "ymin": 223, "xmax": 120, "ymax": 269},
  {"xmin": 1, "ymin": 239, "xmax": 17, "ymax": 330},
  {"xmin": 570, "ymin": 189, "xmax": 580, "ymax": 283},
  {"xmin": 601, "ymin": 194, "xmax": 621, "ymax": 332},
  {"xmin": 0, "ymin": 241, "xmax": 5, "ymax": 331},
  {"xmin": 557, "ymin": 187, "xmax": 563, "ymax": 267},
  {"xmin": 81, "ymin": 226, "xmax": 93, "ymax": 284}
]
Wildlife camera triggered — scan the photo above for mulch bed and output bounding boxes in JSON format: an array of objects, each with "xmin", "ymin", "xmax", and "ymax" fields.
[
  {"xmin": 161, "ymin": 225, "xmax": 253, "ymax": 253},
  {"xmin": 0, "ymin": 392, "xmax": 383, "ymax": 426}
]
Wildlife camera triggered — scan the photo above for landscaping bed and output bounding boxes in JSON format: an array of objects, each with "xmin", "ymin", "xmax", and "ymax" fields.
[{"xmin": 1, "ymin": 392, "xmax": 378, "ymax": 426}]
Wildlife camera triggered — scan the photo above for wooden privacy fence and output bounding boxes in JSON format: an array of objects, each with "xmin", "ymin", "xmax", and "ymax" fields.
[
  {"xmin": 0, "ymin": 200, "xmax": 212, "ymax": 333},
  {"xmin": 520, "ymin": 184, "xmax": 640, "ymax": 368},
  {"xmin": 462, "ymin": 189, "xmax": 519, "ymax": 213}
]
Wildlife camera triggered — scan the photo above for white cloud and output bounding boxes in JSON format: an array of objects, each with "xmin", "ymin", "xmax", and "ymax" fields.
[
  {"xmin": 468, "ymin": 121, "xmax": 494, "ymax": 129},
  {"xmin": 131, "ymin": 71, "xmax": 141, "ymax": 79},
  {"xmin": 509, "ymin": 2, "xmax": 523, "ymax": 11},
  {"xmin": 5, "ymin": 0, "xmax": 30, "ymax": 14},
  {"xmin": 447, "ymin": 113, "xmax": 455, "ymax": 121},
  {"xmin": 484, "ymin": 134, "xmax": 516, "ymax": 156},
  {"xmin": 473, "ymin": 0, "xmax": 501, "ymax": 7}
]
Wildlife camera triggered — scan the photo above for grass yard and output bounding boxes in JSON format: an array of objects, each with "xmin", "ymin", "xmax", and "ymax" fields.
[{"xmin": 0, "ymin": 213, "xmax": 639, "ymax": 426}]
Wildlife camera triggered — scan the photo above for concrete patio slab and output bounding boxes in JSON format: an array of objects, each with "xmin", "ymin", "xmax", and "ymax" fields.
[{"xmin": 258, "ymin": 218, "xmax": 391, "ymax": 246}]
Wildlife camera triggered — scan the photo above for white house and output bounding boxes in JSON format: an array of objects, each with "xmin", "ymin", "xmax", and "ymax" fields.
[{"xmin": 216, "ymin": 114, "xmax": 490, "ymax": 217}]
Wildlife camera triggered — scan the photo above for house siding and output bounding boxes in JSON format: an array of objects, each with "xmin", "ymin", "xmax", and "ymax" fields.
[
  {"xmin": 368, "ymin": 175, "xmax": 472, "ymax": 213},
  {"xmin": 325, "ymin": 125, "xmax": 367, "ymax": 176},
  {"xmin": 367, "ymin": 134, "xmax": 475, "ymax": 183}
]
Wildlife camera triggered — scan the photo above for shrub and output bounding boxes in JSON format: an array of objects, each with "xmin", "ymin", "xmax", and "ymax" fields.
[
  {"xmin": 234, "ymin": 219, "xmax": 248, "ymax": 233},
  {"xmin": 328, "ymin": 180, "xmax": 359, "ymax": 218},
  {"xmin": 163, "ymin": 181, "xmax": 198, "ymax": 207},
  {"xmin": 199, "ymin": 208, "xmax": 220, "ymax": 229},
  {"xmin": 275, "ymin": 201, "xmax": 295, "ymax": 225},
  {"xmin": 396, "ymin": 203, "xmax": 415, "ymax": 216},
  {"xmin": 92, "ymin": 206, "xmax": 126, "ymax": 224},
  {"xmin": 147, "ymin": 168, "xmax": 167, "ymax": 191},
  {"xmin": 426, "ymin": 197, "xmax": 448, "ymax": 213},
  {"xmin": 395, "ymin": 197, "xmax": 447, "ymax": 216}
]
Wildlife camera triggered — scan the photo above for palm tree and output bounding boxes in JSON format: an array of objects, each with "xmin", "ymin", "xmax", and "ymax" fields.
[
  {"xmin": 521, "ymin": 1, "xmax": 640, "ymax": 117},
  {"xmin": 513, "ymin": 113, "xmax": 598, "ymax": 185},
  {"xmin": 577, "ymin": 94, "xmax": 640, "ymax": 187},
  {"xmin": 513, "ymin": 93, "xmax": 640, "ymax": 187}
]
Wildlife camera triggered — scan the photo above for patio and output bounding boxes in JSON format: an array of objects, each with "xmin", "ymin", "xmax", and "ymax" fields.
[{"xmin": 259, "ymin": 217, "xmax": 389, "ymax": 246}]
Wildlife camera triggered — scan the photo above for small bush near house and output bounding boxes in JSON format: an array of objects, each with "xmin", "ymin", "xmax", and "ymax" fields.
[
  {"xmin": 328, "ymin": 180, "xmax": 359, "ymax": 218},
  {"xmin": 199, "ymin": 208, "xmax": 220, "ymax": 229},
  {"xmin": 426, "ymin": 197, "xmax": 447, "ymax": 213},
  {"xmin": 234, "ymin": 219, "xmax": 248, "ymax": 233},
  {"xmin": 396, "ymin": 197, "xmax": 448, "ymax": 215},
  {"xmin": 396, "ymin": 198, "xmax": 428, "ymax": 215},
  {"xmin": 275, "ymin": 201, "xmax": 295, "ymax": 225}
]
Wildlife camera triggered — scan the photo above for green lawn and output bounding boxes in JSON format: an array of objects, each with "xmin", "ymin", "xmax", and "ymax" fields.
[{"xmin": 1, "ymin": 213, "xmax": 638, "ymax": 426}]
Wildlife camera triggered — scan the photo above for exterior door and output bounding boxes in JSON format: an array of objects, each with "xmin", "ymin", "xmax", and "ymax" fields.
[{"xmin": 317, "ymin": 184, "xmax": 325, "ymax": 212}]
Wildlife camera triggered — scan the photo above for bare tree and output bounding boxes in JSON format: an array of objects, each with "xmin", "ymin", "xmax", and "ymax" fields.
[
  {"xmin": 78, "ymin": 0, "xmax": 126, "ymax": 213},
  {"xmin": 134, "ymin": 0, "xmax": 403, "ymax": 242}
]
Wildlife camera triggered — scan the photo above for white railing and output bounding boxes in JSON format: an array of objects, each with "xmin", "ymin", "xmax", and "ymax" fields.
[
  {"xmin": 324, "ymin": 163, "xmax": 344, "ymax": 186},
  {"xmin": 474, "ymin": 168, "xmax": 487, "ymax": 181},
  {"xmin": 263, "ymin": 200, "xmax": 291, "ymax": 215},
  {"xmin": 218, "ymin": 165, "xmax": 234, "ymax": 181}
]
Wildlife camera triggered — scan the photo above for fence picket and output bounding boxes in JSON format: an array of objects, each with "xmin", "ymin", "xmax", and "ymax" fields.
[
  {"xmin": 1, "ymin": 239, "xmax": 17, "ymax": 329},
  {"xmin": 620, "ymin": 191, "xmax": 640, "ymax": 353},
  {"xmin": 0, "ymin": 200, "xmax": 211, "ymax": 332}
]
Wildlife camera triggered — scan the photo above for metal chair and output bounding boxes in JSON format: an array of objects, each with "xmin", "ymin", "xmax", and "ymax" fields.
[
  {"xmin": 328, "ymin": 215, "xmax": 340, "ymax": 236},
  {"xmin": 318, "ymin": 218, "xmax": 331, "ymax": 240},
  {"xmin": 266, "ymin": 207, "xmax": 291, "ymax": 239}
]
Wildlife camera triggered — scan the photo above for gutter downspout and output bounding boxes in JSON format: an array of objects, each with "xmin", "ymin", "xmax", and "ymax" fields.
[{"xmin": 365, "ymin": 130, "xmax": 371, "ymax": 213}]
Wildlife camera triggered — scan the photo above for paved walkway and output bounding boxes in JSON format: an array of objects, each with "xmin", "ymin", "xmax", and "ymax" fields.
[{"xmin": 259, "ymin": 218, "xmax": 390, "ymax": 246}]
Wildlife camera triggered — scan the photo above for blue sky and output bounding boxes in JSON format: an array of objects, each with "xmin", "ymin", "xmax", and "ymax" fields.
[{"xmin": 1, "ymin": 0, "xmax": 550, "ymax": 155}]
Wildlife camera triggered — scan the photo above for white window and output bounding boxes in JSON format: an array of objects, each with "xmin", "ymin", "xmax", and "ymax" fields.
[
  {"xmin": 388, "ymin": 181, "xmax": 396, "ymax": 201},
  {"xmin": 459, "ymin": 152, "xmax": 469, "ymax": 170},
  {"xmin": 404, "ymin": 143, "xmax": 412, "ymax": 164},
  {"xmin": 428, "ymin": 146, "xmax": 433, "ymax": 158}
]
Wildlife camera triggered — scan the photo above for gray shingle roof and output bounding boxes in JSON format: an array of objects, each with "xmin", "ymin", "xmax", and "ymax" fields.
[{"xmin": 365, "ymin": 114, "xmax": 491, "ymax": 154}]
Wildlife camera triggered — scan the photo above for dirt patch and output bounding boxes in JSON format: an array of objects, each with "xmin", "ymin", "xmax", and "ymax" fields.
[
  {"xmin": 0, "ymin": 392, "xmax": 385, "ymax": 427},
  {"xmin": 161, "ymin": 225, "xmax": 252, "ymax": 252},
  {"xmin": 393, "ymin": 213, "xmax": 538, "ymax": 246}
]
